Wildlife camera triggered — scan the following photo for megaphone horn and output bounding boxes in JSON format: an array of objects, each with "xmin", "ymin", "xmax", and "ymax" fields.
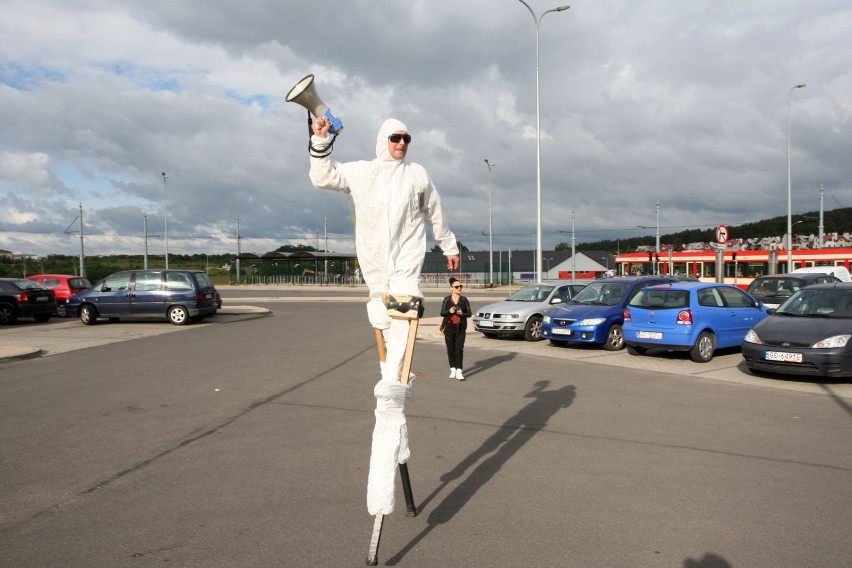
[{"xmin": 286, "ymin": 74, "xmax": 343, "ymax": 134}]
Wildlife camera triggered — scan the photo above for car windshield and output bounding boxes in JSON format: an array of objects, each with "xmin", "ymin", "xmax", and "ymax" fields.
[
  {"xmin": 629, "ymin": 288, "xmax": 689, "ymax": 309},
  {"xmin": 571, "ymin": 282, "xmax": 630, "ymax": 306},
  {"xmin": 776, "ymin": 289, "xmax": 852, "ymax": 318},
  {"xmin": 747, "ymin": 277, "xmax": 802, "ymax": 299},
  {"xmin": 506, "ymin": 284, "xmax": 554, "ymax": 302}
]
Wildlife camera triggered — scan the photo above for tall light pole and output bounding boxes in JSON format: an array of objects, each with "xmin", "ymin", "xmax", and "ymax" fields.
[
  {"xmin": 655, "ymin": 200, "xmax": 660, "ymax": 254},
  {"xmin": 571, "ymin": 210, "xmax": 576, "ymax": 281},
  {"xmin": 162, "ymin": 172, "xmax": 169, "ymax": 269},
  {"xmin": 786, "ymin": 83, "xmax": 805, "ymax": 273},
  {"xmin": 516, "ymin": 0, "xmax": 570, "ymax": 284},
  {"xmin": 484, "ymin": 158, "xmax": 495, "ymax": 287},
  {"xmin": 818, "ymin": 184, "xmax": 824, "ymax": 249}
]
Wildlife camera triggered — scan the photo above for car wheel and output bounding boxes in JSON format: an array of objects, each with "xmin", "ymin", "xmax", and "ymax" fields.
[
  {"xmin": 627, "ymin": 345, "xmax": 646, "ymax": 356},
  {"xmin": 168, "ymin": 305, "xmax": 190, "ymax": 325},
  {"xmin": 524, "ymin": 315, "xmax": 543, "ymax": 342},
  {"xmin": 56, "ymin": 304, "xmax": 67, "ymax": 317},
  {"xmin": 80, "ymin": 305, "xmax": 98, "ymax": 325},
  {"xmin": 0, "ymin": 303, "xmax": 17, "ymax": 325},
  {"xmin": 602, "ymin": 324, "xmax": 624, "ymax": 351},
  {"xmin": 33, "ymin": 314, "xmax": 51, "ymax": 323},
  {"xmin": 690, "ymin": 331, "xmax": 715, "ymax": 363}
]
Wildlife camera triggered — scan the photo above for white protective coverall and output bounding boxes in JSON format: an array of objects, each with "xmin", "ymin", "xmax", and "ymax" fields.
[{"xmin": 309, "ymin": 118, "xmax": 459, "ymax": 516}]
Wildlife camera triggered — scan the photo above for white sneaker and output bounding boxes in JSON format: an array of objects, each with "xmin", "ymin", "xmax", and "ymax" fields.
[
  {"xmin": 455, "ymin": 369, "xmax": 465, "ymax": 381},
  {"xmin": 449, "ymin": 368, "xmax": 457, "ymax": 379}
]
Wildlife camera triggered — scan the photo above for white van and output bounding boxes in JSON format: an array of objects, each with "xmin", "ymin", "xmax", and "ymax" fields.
[{"xmin": 792, "ymin": 266, "xmax": 852, "ymax": 282}]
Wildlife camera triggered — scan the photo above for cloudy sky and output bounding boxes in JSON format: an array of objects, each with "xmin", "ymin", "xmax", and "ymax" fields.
[{"xmin": 1, "ymin": 0, "xmax": 850, "ymax": 259}]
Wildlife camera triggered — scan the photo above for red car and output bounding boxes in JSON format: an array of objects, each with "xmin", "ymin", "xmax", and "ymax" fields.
[{"xmin": 26, "ymin": 274, "xmax": 93, "ymax": 317}]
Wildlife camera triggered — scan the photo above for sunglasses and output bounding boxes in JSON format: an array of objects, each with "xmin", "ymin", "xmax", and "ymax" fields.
[
  {"xmin": 388, "ymin": 133, "xmax": 412, "ymax": 144},
  {"xmin": 452, "ymin": 285, "xmax": 463, "ymax": 289}
]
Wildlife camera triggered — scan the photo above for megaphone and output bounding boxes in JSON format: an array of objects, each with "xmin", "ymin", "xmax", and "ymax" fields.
[{"xmin": 285, "ymin": 74, "xmax": 343, "ymax": 134}]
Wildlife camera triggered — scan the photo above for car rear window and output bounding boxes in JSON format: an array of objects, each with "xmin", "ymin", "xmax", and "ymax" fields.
[
  {"xmin": 194, "ymin": 272, "xmax": 215, "ymax": 289},
  {"xmin": 629, "ymin": 289, "xmax": 689, "ymax": 309}
]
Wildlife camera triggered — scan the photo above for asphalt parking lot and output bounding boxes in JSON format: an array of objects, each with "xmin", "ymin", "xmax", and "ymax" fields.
[
  {"xmin": 1, "ymin": 287, "xmax": 850, "ymax": 401},
  {"xmin": 2, "ymin": 286, "xmax": 851, "ymax": 567}
]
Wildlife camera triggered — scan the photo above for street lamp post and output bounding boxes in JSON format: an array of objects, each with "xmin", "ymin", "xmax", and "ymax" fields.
[
  {"xmin": 571, "ymin": 210, "xmax": 576, "ymax": 281},
  {"xmin": 162, "ymin": 172, "xmax": 169, "ymax": 269},
  {"xmin": 786, "ymin": 83, "xmax": 806, "ymax": 273},
  {"xmin": 655, "ymin": 200, "xmax": 660, "ymax": 251},
  {"xmin": 516, "ymin": 0, "xmax": 570, "ymax": 284},
  {"xmin": 484, "ymin": 158, "xmax": 495, "ymax": 287}
]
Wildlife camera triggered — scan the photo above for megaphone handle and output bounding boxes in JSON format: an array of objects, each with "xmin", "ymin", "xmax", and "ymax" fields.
[{"xmin": 306, "ymin": 110, "xmax": 314, "ymax": 136}]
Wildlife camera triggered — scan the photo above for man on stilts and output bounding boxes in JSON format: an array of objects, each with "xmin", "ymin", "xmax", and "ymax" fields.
[{"xmin": 307, "ymin": 116, "xmax": 460, "ymax": 565}]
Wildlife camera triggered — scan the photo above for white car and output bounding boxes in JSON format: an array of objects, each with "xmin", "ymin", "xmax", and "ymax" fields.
[
  {"xmin": 472, "ymin": 282, "xmax": 586, "ymax": 341},
  {"xmin": 792, "ymin": 266, "xmax": 851, "ymax": 282}
]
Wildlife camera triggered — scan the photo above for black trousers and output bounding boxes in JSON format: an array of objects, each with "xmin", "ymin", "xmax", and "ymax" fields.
[{"xmin": 444, "ymin": 324, "xmax": 466, "ymax": 369}]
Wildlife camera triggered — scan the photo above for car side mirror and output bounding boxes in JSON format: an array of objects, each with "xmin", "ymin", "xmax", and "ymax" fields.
[{"xmin": 102, "ymin": 286, "xmax": 111, "ymax": 292}]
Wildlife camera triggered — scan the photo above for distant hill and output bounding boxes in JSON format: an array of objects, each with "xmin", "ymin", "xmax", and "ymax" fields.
[{"xmin": 559, "ymin": 207, "xmax": 852, "ymax": 254}]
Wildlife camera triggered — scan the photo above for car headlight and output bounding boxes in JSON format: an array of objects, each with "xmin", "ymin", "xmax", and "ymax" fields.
[
  {"xmin": 543, "ymin": 315, "xmax": 551, "ymax": 323},
  {"xmin": 578, "ymin": 318, "xmax": 606, "ymax": 326},
  {"xmin": 744, "ymin": 329, "xmax": 762, "ymax": 344},
  {"xmin": 813, "ymin": 335, "xmax": 851, "ymax": 349}
]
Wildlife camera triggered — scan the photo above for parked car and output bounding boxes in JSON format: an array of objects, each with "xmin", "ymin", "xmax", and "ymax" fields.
[
  {"xmin": 745, "ymin": 273, "xmax": 840, "ymax": 310},
  {"xmin": 742, "ymin": 283, "xmax": 852, "ymax": 378},
  {"xmin": 541, "ymin": 276, "xmax": 677, "ymax": 350},
  {"xmin": 0, "ymin": 278, "xmax": 57, "ymax": 325},
  {"xmin": 792, "ymin": 265, "xmax": 852, "ymax": 282},
  {"xmin": 26, "ymin": 274, "xmax": 93, "ymax": 317},
  {"xmin": 623, "ymin": 282, "xmax": 770, "ymax": 362},
  {"xmin": 472, "ymin": 281, "xmax": 586, "ymax": 341},
  {"xmin": 66, "ymin": 269, "xmax": 219, "ymax": 325}
]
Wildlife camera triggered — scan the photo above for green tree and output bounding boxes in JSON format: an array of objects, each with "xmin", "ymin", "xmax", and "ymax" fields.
[{"xmin": 432, "ymin": 241, "xmax": 468, "ymax": 253}]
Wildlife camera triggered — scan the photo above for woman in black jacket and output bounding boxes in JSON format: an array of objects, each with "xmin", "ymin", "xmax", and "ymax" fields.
[{"xmin": 440, "ymin": 277, "xmax": 472, "ymax": 380}]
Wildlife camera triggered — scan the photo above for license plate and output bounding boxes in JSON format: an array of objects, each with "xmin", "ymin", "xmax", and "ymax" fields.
[
  {"xmin": 36, "ymin": 296, "xmax": 49, "ymax": 302},
  {"xmin": 205, "ymin": 293, "xmax": 212, "ymax": 299},
  {"xmin": 478, "ymin": 320, "xmax": 494, "ymax": 328},
  {"xmin": 638, "ymin": 331, "xmax": 663, "ymax": 340},
  {"xmin": 552, "ymin": 328, "xmax": 572, "ymax": 336},
  {"xmin": 765, "ymin": 351, "xmax": 803, "ymax": 363},
  {"xmin": 764, "ymin": 303, "xmax": 780, "ymax": 309}
]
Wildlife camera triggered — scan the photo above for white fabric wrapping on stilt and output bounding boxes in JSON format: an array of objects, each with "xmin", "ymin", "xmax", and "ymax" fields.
[{"xmin": 367, "ymin": 318, "xmax": 413, "ymax": 516}]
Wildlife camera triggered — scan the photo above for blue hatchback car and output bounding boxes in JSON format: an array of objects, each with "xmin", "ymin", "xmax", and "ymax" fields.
[
  {"xmin": 623, "ymin": 282, "xmax": 770, "ymax": 362},
  {"xmin": 541, "ymin": 276, "xmax": 677, "ymax": 350}
]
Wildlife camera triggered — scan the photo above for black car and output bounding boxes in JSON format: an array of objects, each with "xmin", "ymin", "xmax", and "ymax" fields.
[
  {"xmin": 66, "ymin": 269, "xmax": 219, "ymax": 325},
  {"xmin": 745, "ymin": 273, "xmax": 840, "ymax": 310},
  {"xmin": 742, "ymin": 283, "xmax": 852, "ymax": 378},
  {"xmin": 0, "ymin": 278, "xmax": 57, "ymax": 325}
]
